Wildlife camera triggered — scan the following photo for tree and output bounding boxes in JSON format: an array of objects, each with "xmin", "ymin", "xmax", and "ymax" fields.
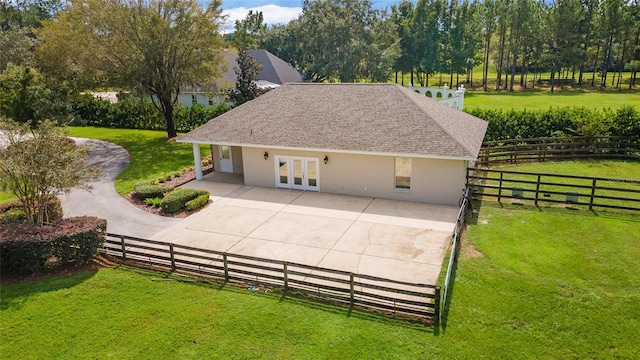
[
  {"xmin": 413, "ymin": 0, "xmax": 445, "ymax": 84},
  {"xmin": 231, "ymin": 10, "xmax": 267, "ymax": 50},
  {"xmin": 0, "ymin": 64, "xmax": 72, "ymax": 127},
  {"xmin": 0, "ymin": 0, "xmax": 63, "ymax": 70},
  {"xmin": 226, "ymin": 50, "xmax": 267, "ymax": 107},
  {"xmin": 36, "ymin": 0, "xmax": 227, "ymax": 138},
  {"xmin": 296, "ymin": 0, "xmax": 398, "ymax": 82},
  {"xmin": 0, "ymin": 119, "xmax": 100, "ymax": 226}
]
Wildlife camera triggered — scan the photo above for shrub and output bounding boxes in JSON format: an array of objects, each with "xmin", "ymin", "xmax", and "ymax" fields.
[
  {"xmin": 144, "ymin": 197, "xmax": 163, "ymax": 207},
  {"xmin": 134, "ymin": 181, "xmax": 172, "ymax": 200},
  {"xmin": 466, "ymin": 106, "xmax": 640, "ymax": 141},
  {"xmin": 0, "ymin": 197, "xmax": 62, "ymax": 225},
  {"xmin": 185, "ymin": 194, "xmax": 210, "ymax": 211},
  {"xmin": 161, "ymin": 188, "xmax": 209, "ymax": 213},
  {"xmin": 0, "ymin": 216, "xmax": 107, "ymax": 274},
  {"xmin": 1, "ymin": 208, "xmax": 26, "ymax": 224}
]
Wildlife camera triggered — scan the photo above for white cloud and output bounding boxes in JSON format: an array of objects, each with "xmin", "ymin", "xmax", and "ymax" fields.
[{"xmin": 222, "ymin": 5, "xmax": 302, "ymax": 33}]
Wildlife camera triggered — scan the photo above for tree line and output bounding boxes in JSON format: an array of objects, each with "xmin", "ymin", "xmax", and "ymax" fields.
[{"xmin": 232, "ymin": 0, "xmax": 640, "ymax": 91}]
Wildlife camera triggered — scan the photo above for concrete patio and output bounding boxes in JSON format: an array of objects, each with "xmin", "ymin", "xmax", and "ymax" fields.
[{"xmin": 151, "ymin": 177, "xmax": 459, "ymax": 284}]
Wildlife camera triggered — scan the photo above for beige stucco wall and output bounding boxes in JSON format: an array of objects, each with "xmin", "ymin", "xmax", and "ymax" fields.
[{"xmin": 242, "ymin": 147, "xmax": 467, "ymax": 206}]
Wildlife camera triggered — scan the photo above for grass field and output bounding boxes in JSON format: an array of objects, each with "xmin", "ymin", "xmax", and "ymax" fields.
[
  {"xmin": 463, "ymin": 90, "xmax": 640, "ymax": 111},
  {"xmin": 2, "ymin": 158, "xmax": 639, "ymax": 358},
  {"xmin": 1, "ymin": 206, "xmax": 637, "ymax": 358},
  {"xmin": 66, "ymin": 127, "xmax": 210, "ymax": 195}
]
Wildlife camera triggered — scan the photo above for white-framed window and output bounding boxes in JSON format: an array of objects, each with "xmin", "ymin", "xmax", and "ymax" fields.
[
  {"xmin": 191, "ymin": 94, "xmax": 197, "ymax": 105},
  {"xmin": 394, "ymin": 157, "xmax": 411, "ymax": 190}
]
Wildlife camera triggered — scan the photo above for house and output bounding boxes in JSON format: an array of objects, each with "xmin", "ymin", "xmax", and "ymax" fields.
[
  {"xmin": 178, "ymin": 49, "xmax": 304, "ymax": 107},
  {"xmin": 178, "ymin": 83, "xmax": 488, "ymax": 206}
]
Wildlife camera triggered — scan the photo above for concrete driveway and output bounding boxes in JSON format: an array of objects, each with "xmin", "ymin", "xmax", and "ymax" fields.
[{"xmin": 152, "ymin": 181, "xmax": 459, "ymax": 284}]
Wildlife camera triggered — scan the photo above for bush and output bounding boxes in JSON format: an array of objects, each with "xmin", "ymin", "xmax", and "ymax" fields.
[
  {"xmin": 161, "ymin": 188, "xmax": 209, "ymax": 213},
  {"xmin": 1, "ymin": 208, "xmax": 26, "ymax": 224},
  {"xmin": 0, "ymin": 216, "xmax": 107, "ymax": 274},
  {"xmin": 466, "ymin": 106, "xmax": 640, "ymax": 141},
  {"xmin": 134, "ymin": 181, "xmax": 172, "ymax": 200},
  {"xmin": 185, "ymin": 194, "xmax": 210, "ymax": 211},
  {"xmin": 0, "ymin": 197, "xmax": 62, "ymax": 225},
  {"xmin": 144, "ymin": 197, "xmax": 163, "ymax": 207}
]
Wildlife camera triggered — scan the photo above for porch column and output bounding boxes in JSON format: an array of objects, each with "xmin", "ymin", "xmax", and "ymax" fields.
[{"xmin": 193, "ymin": 143, "xmax": 203, "ymax": 180}]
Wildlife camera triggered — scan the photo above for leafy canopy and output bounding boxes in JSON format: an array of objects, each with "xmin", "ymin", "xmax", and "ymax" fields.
[{"xmin": 35, "ymin": 0, "xmax": 227, "ymax": 138}]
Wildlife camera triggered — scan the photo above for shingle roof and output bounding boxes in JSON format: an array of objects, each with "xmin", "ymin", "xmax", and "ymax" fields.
[
  {"xmin": 223, "ymin": 50, "xmax": 304, "ymax": 85},
  {"xmin": 178, "ymin": 83, "xmax": 488, "ymax": 160}
]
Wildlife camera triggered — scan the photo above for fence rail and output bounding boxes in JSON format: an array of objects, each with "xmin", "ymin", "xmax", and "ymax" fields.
[
  {"xmin": 467, "ymin": 167, "xmax": 640, "ymax": 211},
  {"xmin": 102, "ymin": 233, "xmax": 441, "ymax": 322},
  {"xmin": 441, "ymin": 187, "xmax": 471, "ymax": 324},
  {"xmin": 479, "ymin": 136, "xmax": 640, "ymax": 166}
]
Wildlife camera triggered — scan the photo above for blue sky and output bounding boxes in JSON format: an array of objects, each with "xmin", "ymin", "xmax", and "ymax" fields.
[{"xmin": 221, "ymin": 0, "xmax": 408, "ymax": 32}]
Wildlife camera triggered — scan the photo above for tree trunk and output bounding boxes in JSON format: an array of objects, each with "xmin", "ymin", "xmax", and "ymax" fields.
[
  {"xmin": 550, "ymin": 67, "xmax": 556, "ymax": 93},
  {"xmin": 496, "ymin": 28, "xmax": 505, "ymax": 91},
  {"xmin": 591, "ymin": 45, "xmax": 600, "ymax": 87},
  {"xmin": 601, "ymin": 34, "xmax": 614, "ymax": 88},
  {"xmin": 483, "ymin": 32, "xmax": 491, "ymax": 91}
]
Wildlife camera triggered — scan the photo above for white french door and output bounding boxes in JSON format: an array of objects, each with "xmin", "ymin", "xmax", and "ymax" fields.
[{"xmin": 275, "ymin": 156, "xmax": 319, "ymax": 191}]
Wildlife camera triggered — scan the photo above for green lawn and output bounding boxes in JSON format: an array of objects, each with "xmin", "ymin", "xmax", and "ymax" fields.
[
  {"xmin": 2, "ymin": 198, "xmax": 639, "ymax": 358},
  {"xmin": 463, "ymin": 90, "xmax": 640, "ymax": 111},
  {"xmin": 67, "ymin": 127, "xmax": 210, "ymax": 195}
]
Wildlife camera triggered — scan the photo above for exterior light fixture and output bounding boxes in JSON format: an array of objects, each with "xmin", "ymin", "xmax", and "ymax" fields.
[
  {"xmin": 264, "ymin": 151, "xmax": 269, "ymax": 160},
  {"xmin": 324, "ymin": 155, "xmax": 329, "ymax": 164}
]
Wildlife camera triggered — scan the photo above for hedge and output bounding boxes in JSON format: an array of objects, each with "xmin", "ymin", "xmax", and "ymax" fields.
[
  {"xmin": 133, "ymin": 181, "xmax": 173, "ymax": 200},
  {"xmin": 71, "ymin": 94, "xmax": 231, "ymax": 132},
  {"xmin": 466, "ymin": 105, "xmax": 640, "ymax": 141},
  {"xmin": 185, "ymin": 194, "xmax": 210, "ymax": 211},
  {"xmin": 0, "ymin": 216, "xmax": 107, "ymax": 274},
  {"xmin": 161, "ymin": 189, "xmax": 209, "ymax": 213}
]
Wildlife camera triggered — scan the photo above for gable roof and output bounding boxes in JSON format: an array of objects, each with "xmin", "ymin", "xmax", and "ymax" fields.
[
  {"xmin": 223, "ymin": 50, "xmax": 304, "ymax": 85},
  {"xmin": 178, "ymin": 83, "xmax": 488, "ymax": 160}
]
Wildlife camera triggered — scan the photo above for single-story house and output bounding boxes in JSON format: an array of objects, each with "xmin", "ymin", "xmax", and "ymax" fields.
[
  {"xmin": 178, "ymin": 49, "xmax": 304, "ymax": 107},
  {"xmin": 178, "ymin": 83, "xmax": 488, "ymax": 206}
]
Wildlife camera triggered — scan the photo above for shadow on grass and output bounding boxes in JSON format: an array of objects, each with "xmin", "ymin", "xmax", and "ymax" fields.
[
  {"xmin": 0, "ymin": 269, "xmax": 98, "ymax": 311},
  {"xmin": 116, "ymin": 263, "xmax": 433, "ymax": 332}
]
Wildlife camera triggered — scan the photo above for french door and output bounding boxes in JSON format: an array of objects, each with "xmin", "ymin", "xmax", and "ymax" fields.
[{"xmin": 276, "ymin": 156, "xmax": 319, "ymax": 191}]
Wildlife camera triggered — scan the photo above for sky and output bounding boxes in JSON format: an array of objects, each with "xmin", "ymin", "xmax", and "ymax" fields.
[{"xmin": 221, "ymin": 0, "xmax": 408, "ymax": 32}]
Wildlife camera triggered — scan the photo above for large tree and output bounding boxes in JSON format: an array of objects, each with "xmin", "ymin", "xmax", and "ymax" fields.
[
  {"xmin": 296, "ymin": 0, "xmax": 398, "ymax": 82},
  {"xmin": 231, "ymin": 10, "xmax": 267, "ymax": 51},
  {"xmin": 0, "ymin": 119, "xmax": 100, "ymax": 226},
  {"xmin": 35, "ymin": 0, "xmax": 227, "ymax": 138}
]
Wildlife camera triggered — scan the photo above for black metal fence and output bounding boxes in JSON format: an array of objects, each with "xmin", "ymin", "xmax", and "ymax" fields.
[{"xmin": 101, "ymin": 233, "xmax": 441, "ymax": 323}]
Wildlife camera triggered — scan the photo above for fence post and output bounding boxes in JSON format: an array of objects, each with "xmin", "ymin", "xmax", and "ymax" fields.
[
  {"xmin": 589, "ymin": 179, "xmax": 597, "ymax": 210},
  {"xmin": 283, "ymin": 263, "xmax": 289, "ymax": 291},
  {"xmin": 349, "ymin": 274, "xmax": 355, "ymax": 307},
  {"xmin": 434, "ymin": 286, "xmax": 441, "ymax": 326},
  {"xmin": 535, "ymin": 175, "xmax": 541, "ymax": 206},
  {"xmin": 120, "ymin": 236, "xmax": 126, "ymax": 261},
  {"xmin": 223, "ymin": 253, "xmax": 229, "ymax": 282},
  {"xmin": 498, "ymin": 172, "xmax": 504, "ymax": 202},
  {"xmin": 169, "ymin": 244, "xmax": 176, "ymax": 272}
]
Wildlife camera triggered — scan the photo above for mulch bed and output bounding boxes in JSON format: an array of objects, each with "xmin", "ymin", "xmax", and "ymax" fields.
[
  {"xmin": 124, "ymin": 160, "xmax": 213, "ymax": 218},
  {"xmin": 0, "ymin": 254, "xmax": 119, "ymax": 285}
]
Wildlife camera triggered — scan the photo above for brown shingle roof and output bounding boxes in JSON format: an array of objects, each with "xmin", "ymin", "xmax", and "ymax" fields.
[{"xmin": 178, "ymin": 83, "xmax": 488, "ymax": 160}]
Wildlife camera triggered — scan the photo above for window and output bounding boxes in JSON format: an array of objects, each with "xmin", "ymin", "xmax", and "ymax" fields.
[
  {"xmin": 191, "ymin": 94, "xmax": 197, "ymax": 105},
  {"xmin": 208, "ymin": 98, "xmax": 215, "ymax": 106},
  {"xmin": 394, "ymin": 157, "xmax": 411, "ymax": 190}
]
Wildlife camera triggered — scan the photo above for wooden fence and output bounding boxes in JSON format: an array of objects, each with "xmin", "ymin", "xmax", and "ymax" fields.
[
  {"xmin": 441, "ymin": 187, "xmax": 471, "ymax": 324},
  {"xmin": 467, "ymin": 167, "xmax": 640, "ymax": 211},
  {"xmin": 479, "ymin": 136, "xmax": 640, "ymax": 166},
  {"xmin": 101, "ymin": 233, "xmax": 441, "ymax": 323}
]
